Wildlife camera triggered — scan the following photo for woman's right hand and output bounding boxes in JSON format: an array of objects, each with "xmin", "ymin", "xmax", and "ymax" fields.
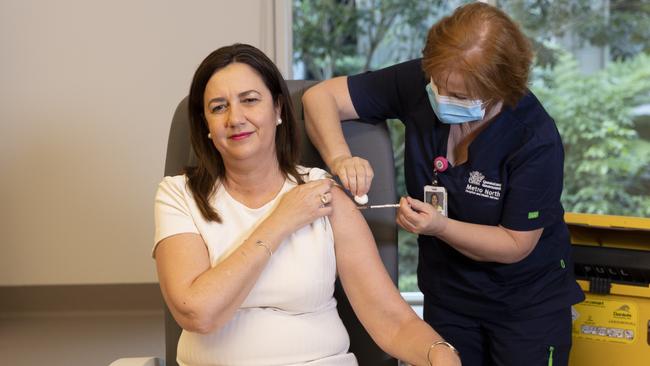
[
  {"xmin": 269, "ymin": 179, "xmax": 334, "ymax": 234},
  {"xmin": 330, "ymin": 155, "xmax": 374, "ymax": 197}
]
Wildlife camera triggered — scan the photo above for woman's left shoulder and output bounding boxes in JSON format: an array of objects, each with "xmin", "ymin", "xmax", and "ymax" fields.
[{"xmin": 296, "ymin": 165, "xmax": 333, "ymax": 182}]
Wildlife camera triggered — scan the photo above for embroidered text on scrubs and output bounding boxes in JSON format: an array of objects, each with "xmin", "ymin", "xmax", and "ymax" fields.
[{"xmin": 465, "ymin": 171, "xmax": 502, "ymax": 200}]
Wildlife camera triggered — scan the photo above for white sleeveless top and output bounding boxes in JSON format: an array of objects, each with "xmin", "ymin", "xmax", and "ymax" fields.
[{"xmin": 154, "ymin": 167, "xmax": 357, "ymax": 366}]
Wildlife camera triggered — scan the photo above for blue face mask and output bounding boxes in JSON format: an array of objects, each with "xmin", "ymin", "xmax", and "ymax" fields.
[{"xmin": 425, "ymin": 81, "xmax": 485, "ymax": 124}]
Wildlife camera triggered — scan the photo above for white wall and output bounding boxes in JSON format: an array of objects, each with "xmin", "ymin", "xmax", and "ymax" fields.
[{"xmin": 0, "ymin": 0, "xmax": 290, "ymax": 285}]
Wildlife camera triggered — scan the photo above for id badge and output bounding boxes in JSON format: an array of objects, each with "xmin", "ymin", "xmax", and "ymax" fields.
[{"xmin": 424, "ymin": 185, "xmax": 448, "ymax": 216}]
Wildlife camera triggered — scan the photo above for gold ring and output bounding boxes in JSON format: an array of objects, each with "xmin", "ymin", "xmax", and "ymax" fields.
[{"xmin": 320, "ymin": 194, "xmax": 329, "ymax": 204}]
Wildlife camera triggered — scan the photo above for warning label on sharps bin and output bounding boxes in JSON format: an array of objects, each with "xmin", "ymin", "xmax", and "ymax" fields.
[{"xmin": 572, "ymin": 298, "xmax": 637, "ymax": 344}]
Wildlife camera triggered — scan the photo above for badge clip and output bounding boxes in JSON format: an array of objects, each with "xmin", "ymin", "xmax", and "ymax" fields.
[{"xmin": 426, "ymin": 156, "xmax": 449, "ymax": 216}]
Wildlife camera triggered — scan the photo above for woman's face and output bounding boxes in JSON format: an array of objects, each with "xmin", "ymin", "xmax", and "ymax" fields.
[
  {"xmin": 431, "ymin": 194, "xmax": 438, "ymax": 205},
  {"xmin": 435, "ymin": 71, "xmax": 472, "ymax": 100},
  {"xmin": 203, "ymin": 62, "xmax": 280, "ymax": 164}
]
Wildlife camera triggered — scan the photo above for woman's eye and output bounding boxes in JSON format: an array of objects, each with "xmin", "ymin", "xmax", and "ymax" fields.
[
  {"xmin": 211, "ymin": 104, "xmax": 227, "ymax": 113},
  {"xmin": 242, "ymin": 97, "xmax": 259, "ymax": 104}
]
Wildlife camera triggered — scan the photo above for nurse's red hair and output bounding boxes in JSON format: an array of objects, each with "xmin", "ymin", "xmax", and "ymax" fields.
[{"xmin": 422, "ymin": 2, "xmax": 532, "ymax": 108}]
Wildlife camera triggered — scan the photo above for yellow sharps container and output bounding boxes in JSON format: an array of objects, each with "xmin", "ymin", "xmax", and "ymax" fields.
[{"xmin": 567, "ymin": 213, "xmax": 650, "ymax": 366}]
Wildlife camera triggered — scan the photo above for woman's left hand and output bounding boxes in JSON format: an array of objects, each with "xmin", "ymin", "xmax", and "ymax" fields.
[{"xmin": 396, "ymin": 196, "xmax": 448, "ymax": 236}]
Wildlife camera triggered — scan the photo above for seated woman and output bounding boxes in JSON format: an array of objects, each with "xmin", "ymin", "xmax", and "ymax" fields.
[{"xmin": 153, "ymin": 43, "xmax": 461, "ymax": 366}]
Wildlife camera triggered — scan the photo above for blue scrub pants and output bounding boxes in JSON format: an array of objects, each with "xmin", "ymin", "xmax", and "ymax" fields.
[{"xmin": 423, "ymin": 300, "xmax": 572, "ymax": 366}]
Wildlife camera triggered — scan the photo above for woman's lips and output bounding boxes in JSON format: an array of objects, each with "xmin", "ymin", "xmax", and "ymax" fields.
[{"xmin": 229, "ymin": 131, "xmax": 254, "ymax": 141}]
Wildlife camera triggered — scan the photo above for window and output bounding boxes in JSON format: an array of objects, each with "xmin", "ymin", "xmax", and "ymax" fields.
[{"xmin": 292, "ymin": 0, "xmax": 650, "ymax": 292}]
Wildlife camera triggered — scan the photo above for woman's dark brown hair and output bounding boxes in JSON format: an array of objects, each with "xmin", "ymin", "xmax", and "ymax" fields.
[
  {"xmin": 186, "ymin": 43, "xmax": 303, "ymax": 222},
  {"xmin": 422, "ymin": 2, "xmax": 533, "ymax": 108}
]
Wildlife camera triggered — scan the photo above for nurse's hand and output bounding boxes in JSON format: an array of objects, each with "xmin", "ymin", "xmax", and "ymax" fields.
[
  {"xmin": 396, "ymin": 196, "xmax": 448, "ymax": 236},
  {"xmin": 330, "ymin": 155, "xmax": 374, "ymax": 197}
]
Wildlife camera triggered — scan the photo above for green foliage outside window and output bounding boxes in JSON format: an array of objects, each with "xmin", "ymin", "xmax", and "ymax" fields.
[
  {"xmin": 293, "ymin": 0, "xmax": 465, "ymax": 80},
  {"xmin": 531, "ymin": 50, "xmax": 650, "ymax": 217},
  {"xmin": 500, "ymin": 0, "xmax": 650, "ymax": 64}
]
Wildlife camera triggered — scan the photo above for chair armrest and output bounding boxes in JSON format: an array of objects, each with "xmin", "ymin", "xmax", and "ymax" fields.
[{"xmin": 109, "ymin": 357, "xmax": 164, "ymax": 366}]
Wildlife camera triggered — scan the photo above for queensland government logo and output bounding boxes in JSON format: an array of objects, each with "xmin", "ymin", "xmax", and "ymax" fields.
[
  {"xmin": 465, "ymin": 170, "xmax": 502, "ymax": 200},
  {"xmin": 468, "ymin": 171, "xmax": 484, "ymax": 185}
]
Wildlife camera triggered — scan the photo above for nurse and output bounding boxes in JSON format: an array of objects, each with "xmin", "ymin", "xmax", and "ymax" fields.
[{"xmin": 302, "ymin": 3, "xmax": 584, "ymax": 366}]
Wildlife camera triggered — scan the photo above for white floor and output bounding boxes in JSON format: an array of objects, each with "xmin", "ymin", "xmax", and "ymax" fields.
[{"xmin": 0, "ymin": 310, "xmax": 165, "ymax": 366}]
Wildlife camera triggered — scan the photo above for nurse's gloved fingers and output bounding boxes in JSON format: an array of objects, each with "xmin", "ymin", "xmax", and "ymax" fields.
[
  {"xmin": 399, "ymin": 197, "xmax": 419, "ymax": 216},
  {"xmin": 345, "ymin": 167, "xmax": 358, "ymax": 196},
  {"xmin": 357, "ymin": 163, "xmax": 374, "ymax": 196},
  {"xmin": 398, "ymin": 196, "xmax": 411, "ymax": 210},
  {"xmin": 354, "ymin": 169, "xmax": 365, "ymax": 197},
  {"xmin": 333, "ymin": 156, "xmax": 374, "ymax": 196},
  {"xmin": 401, "ymin": 210, "xmax": 419, "ymax": 227},
  {"xmin": 397, "ymin": 198, "xmax": 417, "ymax": 225},
  {"xmin": 406, "ymin": 197, "xmax": 431, "ymax": 213},
  {"xmin": 353, "ymin": 158, "xmax": 373, "ymax": 196},
  {"xmin": 401, "ymin": 197, "xmax": 434, "ymax": 233},
  {"xmin": 396, "ymin": 215, "xmax": 411, "ymax": 232},
  {"xmin": 397, "ymin": 213, "xmax": 420, "ymax": 234},
  {"xmin": 338, "ymin": 173, "xmax": 350, "ymax": 193},
  {"xmin": 331, "ymin": 156, "xmax": 373, "ymax": 196},
  {"xmin": 331, "ymin": 157, "xmax": 352, "ymax": 192}
]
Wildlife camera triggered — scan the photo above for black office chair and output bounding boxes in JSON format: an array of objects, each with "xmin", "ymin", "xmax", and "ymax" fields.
[{"xmin": 160, "ymin": 80, "xmax": 399, "ymax": 366}]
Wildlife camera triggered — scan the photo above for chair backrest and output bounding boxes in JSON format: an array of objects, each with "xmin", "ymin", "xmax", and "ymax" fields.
[{"xmin": 162, "ymin": 80, "xmax": 398, "ymax": 366}]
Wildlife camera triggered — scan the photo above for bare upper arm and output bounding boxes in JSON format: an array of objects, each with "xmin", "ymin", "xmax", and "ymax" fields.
[
  {"xmin": 305, "ymin": 76, "xmax": 359, "ymax": 121},
  {"xmin": 328, "ymin": 187, "xmax": 380, "ymax": 275},
  {"xmin": 328, "ymin": 187, "xmax": 415, "ymax": 345},
  {"xmin": 154, "ymin": 233, "xmax": 211, "ymax": 312}
]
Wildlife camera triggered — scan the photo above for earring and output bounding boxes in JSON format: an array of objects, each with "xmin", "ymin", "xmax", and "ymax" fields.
[
  {"xmin": 207, "ymin": 133, "xmax": 212, "ymax": 139},
  {"xmin": 276, "ymin": 118, "xmax": 282, "ymax": 126}
]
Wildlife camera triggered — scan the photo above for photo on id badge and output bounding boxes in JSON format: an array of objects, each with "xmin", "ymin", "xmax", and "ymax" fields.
[{"xmin": 424, "ymin": 185, "xmax": 447, "ymax": 216}]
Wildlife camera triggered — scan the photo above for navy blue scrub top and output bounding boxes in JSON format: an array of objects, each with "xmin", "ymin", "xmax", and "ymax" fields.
[{"xmin": 348, "ymin": 59, "xmax": 584, "ymax": 319}]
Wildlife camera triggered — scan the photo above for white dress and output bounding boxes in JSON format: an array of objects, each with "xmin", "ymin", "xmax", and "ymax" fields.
[{"xmin": 154, "ymin": 167, "xmax": 358, "ymax": 366}]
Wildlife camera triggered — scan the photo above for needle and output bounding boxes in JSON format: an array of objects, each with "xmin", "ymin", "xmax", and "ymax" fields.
[{"xmin": 356, "ymin": 203, "xmax": 400, "ymax": 210}]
